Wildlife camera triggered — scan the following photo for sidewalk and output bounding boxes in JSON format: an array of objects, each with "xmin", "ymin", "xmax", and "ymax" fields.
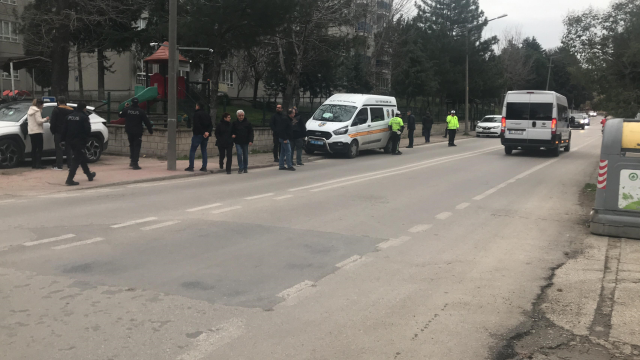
[{"xmin": 0, "ymin": 131, "xmax": 477, "ymax": 198}]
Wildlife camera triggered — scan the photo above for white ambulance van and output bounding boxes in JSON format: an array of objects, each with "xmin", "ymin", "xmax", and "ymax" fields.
[
  {"xmin": 500, "ymin": 90, "xmax": 571, "ymax": 157},
  {"xmin": 304, "ymin": 94, "xmax": 398, "ymax": 158}
]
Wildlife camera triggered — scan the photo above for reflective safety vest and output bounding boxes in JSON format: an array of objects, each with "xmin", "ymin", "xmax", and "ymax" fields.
[
  {"xmin": 389, "ymin": 117, "xmax": 404, "ymax": 132},
  {"xmin": 446, "ymin": 115, "xmax": 459, "ymax": 129}
]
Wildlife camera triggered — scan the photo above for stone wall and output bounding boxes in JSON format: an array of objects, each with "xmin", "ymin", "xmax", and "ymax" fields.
[{"xmin": 105, "ymin": 122, "xmax": 455, "ymax": 158}]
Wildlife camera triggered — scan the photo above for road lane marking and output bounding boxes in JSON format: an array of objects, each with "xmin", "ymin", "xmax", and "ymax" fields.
[
  {"xmin": 186, "ymin": 203, "xmax": 222, "ymax": 212},
  {"xmin": 24, "ymin": 234, "xmax": 76, "ymax": 247},
  {"xmin": 277, "ymin": 280, "xmax": 315, "ymax": 300},
  {"xmin": 310, "ymin": 147, "xmax": 501, "ymax": 192},
  {"xmin": 177, "ymin": 318, "xmax": 245, "ymax": 360},
  {"xmin": 211, "ymin": 206, "xmax": 242, "ymax": 214},
  {"xmin": 244, "ymin": 193, "xmax": 275, "ymax": 200},
  {"xmin": 141, "ymin": 221, "xmax": 181, "ymax": 231},
  {"xmin": 290, "ymin": 146, "xmax": 501, "ymax": 192},
  {"xmin": 40, "ymin": 193, "xmax": 81, "ymax": 198},
  {"xmin": 274, "ymin": 195, "xmax": 294, "ymax": 200},
  {"xmin": 435, "ymin": 212, "xmax": 452, "ymax": 220},
  {"xmin": 0, "ymin": 199, "xmax": 16, "ymax": 204},
  {"xmin": 111, "ymin": 217, "xmax": 158, "ymax": 228},
  {"xmin": 456, "ymin": 203, "xmax": 470, "ymax": 210},
  {"xmin": 127, "ymin": 178, "xmax": 202, "ymax": 188},
  {"xmin": 52, "ymin": 237, "xmax": 105, "ymax": 250},
  {"xmin": 336, "ymin": 255, "xmax": 362, "ymax": 268},
  {"xmin": 408, "ymin": 224, "xmax": 433, "ymax": 233},
  {"xmin": 377, "ymin": 236, "xmax": 411, "ymax": 249}
]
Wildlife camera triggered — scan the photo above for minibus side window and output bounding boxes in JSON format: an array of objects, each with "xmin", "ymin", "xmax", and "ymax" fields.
[
  {"xmin": 352, "ymin": 108, "xmax": 369, "ymax": 126},
  {"xmin": 370, "ymin": 108, "xmax": 385, "ymax": 122}
]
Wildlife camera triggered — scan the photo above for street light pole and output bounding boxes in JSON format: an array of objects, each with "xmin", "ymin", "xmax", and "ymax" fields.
[
  {"xmin": 464, "ymin": 14, "xmax": 507, "ymax": 135},
  {"xmin": 167, "ymin": 0, "xmax": 177, "ymax": 171}
]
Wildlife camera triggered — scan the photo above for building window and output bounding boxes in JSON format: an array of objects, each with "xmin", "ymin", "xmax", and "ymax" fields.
[
  {"xmin": 0, "ymin": 0, "xmax": 17, "ymax": 5},
  {"xmin": 222, "ymin": 69, "xmax": 234, "ymax": 87},
  {"xmin": 377, "ymin": 77, "xmax": 389, "ymax": 90},
  {"xmin": 1, "ymin": 21, "xmax": 19, "ymax": 42},
  {"xmin": 2, "ymin": 70, "xmax": 19, "ymax": 80}
]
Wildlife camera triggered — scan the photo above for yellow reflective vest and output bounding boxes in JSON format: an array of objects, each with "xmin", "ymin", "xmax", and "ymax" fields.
[
  {"xmin": 389, "ymin": 117, "xmax": 404, "ymax": 132},
  {"xmin": 446, "ymin": 115, "xmax": 459, "ymax": 129}
]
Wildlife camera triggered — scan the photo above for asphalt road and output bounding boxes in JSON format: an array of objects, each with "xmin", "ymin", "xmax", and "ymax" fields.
[{"xmin": 0, "ymin": 125, "xmax": 603, "ymax": 360}]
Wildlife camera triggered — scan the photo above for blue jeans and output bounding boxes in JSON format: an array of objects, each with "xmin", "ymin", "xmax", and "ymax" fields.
[
  {"xmin": 279, "ymin": 139, "xmax": 293, "ymax": 168},
  {"xmin": 235, "ymin": 143, "xmax": 249, "ymax": 171},
  {"xmin": 189, "ymin": 135, "xmax": 209, "ymax": 169}
]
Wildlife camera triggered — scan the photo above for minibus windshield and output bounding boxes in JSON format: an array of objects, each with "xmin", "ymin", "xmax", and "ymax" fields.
[{"xmin": 312, "ymin": 104, "xmax": 358, "ymax": 123}]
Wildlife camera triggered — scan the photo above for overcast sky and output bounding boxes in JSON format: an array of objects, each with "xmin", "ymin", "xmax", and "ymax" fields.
[{"xmin": 479, "ymin": 0, "xmax": 611, "ymax": 49}]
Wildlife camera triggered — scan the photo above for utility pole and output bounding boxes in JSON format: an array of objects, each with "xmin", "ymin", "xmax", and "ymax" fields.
[
  {"xmin": 464, "ymin": 14, "xmax": 507, "ymax": 135},
  {"xmin": 167, "ymin": 0, "xmax": 177, "ymax": 171},
  {"xmin": 546, "ymin": 56, "xmax": 558, "ymax": 91}
]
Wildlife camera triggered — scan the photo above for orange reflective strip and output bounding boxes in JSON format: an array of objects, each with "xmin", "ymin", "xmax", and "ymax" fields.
[{"xmin": 348, "ymin": 128, "xmax": 390, "ymax": 138}]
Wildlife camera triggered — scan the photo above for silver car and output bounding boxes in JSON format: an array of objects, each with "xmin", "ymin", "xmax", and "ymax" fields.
[{"xmin": 0, "ymin": 101, "xmax": 109, "ymax": 169}]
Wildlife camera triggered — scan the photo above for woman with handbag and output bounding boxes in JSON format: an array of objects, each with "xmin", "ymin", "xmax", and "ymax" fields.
[{"xmin": 27, "ymin": 99, "xmax": 49, "ymax": 169}]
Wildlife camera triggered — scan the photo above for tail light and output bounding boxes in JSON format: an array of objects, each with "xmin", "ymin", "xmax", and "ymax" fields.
[
  {"xmin": 551, "ymin": 118, "xmax": 557, "ymax": 135},
  {"xmin": 501, "ymin": 117, "xmax": 506, "ymax": 134}
]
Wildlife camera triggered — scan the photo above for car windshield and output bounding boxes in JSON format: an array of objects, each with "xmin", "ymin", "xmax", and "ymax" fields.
[
  {"xmin": 312, "ymin": 104, "xmax": 358, "ymax": 123},
  {"xmin": 480, "ymin": 117, "xmax": 500, "ymax": 123},
  {"xmin": 0, "ymin": 102, "xmax": 30, "ymax": 123}
]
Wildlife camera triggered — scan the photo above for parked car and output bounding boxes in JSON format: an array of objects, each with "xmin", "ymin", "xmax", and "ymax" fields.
[
  {"xmin": 0, "ymin": 101, "xmax": 109, "ymax": 169},
  {"xmin": 475, "ymin": 115, "xmax": 502, "ymax": 137},
  {"xmin": 589, "ymin": 111, "xmax": 597, "ymax": 117},
  {"xmin": 570, "ymin": 114, "xmax": 589, "ymax": 129}
]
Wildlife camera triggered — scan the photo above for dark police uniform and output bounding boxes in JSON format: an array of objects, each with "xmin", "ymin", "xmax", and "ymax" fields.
[
  {"xmin": 62, "ymin": 109, "xmax": 94, "ymax": 184},
  {"xmin": 119, "ymin": 101, "xmax": 153, "ymax": 169}
]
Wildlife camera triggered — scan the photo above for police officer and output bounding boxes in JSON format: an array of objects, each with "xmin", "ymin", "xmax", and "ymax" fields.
[
  {"xmin": 389, "ymin": 110, "xmax": 405, "ymax": 155},
  {"xmin": 62, "ymin": 103, "xmax": 95, "ymax": 186},
  {"xmin": 446, "ymin": 110, "xmax": 459, "ymax": 147},
  {"xmin": 119, "ymin": 97, "xmax": 153, "ymax": 170}
]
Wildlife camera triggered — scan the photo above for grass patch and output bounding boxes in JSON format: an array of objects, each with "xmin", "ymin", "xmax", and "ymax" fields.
[{"xmin": 584, "ymin": 183, "xmax": 597, "ymax": 192}]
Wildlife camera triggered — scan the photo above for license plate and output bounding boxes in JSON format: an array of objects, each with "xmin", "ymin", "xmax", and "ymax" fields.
[
  {"xmin": 310, "ymin": 140, "xmax": 323, "ymax": 145},
  {"xmin": 509, "ymin": 130, "xmax": 524, "ymax": 135},
  {"xmin": 482, "ymin": 130, "xmax": 491, "ymax": 133}
]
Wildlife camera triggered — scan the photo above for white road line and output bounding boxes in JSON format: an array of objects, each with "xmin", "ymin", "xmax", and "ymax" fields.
[
  {"xmin": 177, "ymin": 318, "xmax": 245, "ymax": 360},
  {"xmin": 274, "ymin": 195, "xmax": 294, "ymax": 200},
  {"xmin": 277, "ymin": 280, "xmax": 315, "ymax": 300},
  {"xmin": 290, "ymin": 146, "xmax": 501, "ymax": 192},
  {"xmin": 127, "ymin": 178, "xmax": 202, "ymax": 188},
  {"xmin": 39, "ymin": 193, "xmax": 81, "ymax": 198},
  {"xmin": 456, "ymin": 203, "xmax": 470, "ymax": 210},
  {"xmin": 408, "ymin": 224, "xmax": 433, "ymax": 233},
  {"xmin": 141, "ymin": 221, "xmax": 181, "ymax": 231},
  {"xmin": 23, "ymin": 234, "xmax": 76, "ymax": 247},
  {"xmin": 472, "ymin": 138, "xmax": 597, "ymax": 201},
  {"xmin": 377, "ymin": 236, "xmax": 411, "ymax": 249},
  {"xmin": 310, "ymin": 147, "xmax": 501, "ymax": 192},
  {"xmin": 244, "ymin": 193, "xmax": 275, "ymax": 200},
  {"xmin": 111, "ymin": 217, "xmax": 158, "ymax": 228},
  {"xmin": 52, "ymin": 237, "xmax": 105, "ymax": 250},
  {"xmin": 186, "ymin": 203, "xmax": 222, "ymax": 212},
  {"xmin": 336, "ymin": 255, "xmax": 362, "ymax": 268},
  {"xmin": 211, "ymin": 206, "xmax": 242, "ymax": 214},
  {"xmin": 0, "ymin": 199, "xmax": 16, "ymax": 204},
  {"xmin": 436, "ymin": 212, "xmax": 452, "ymax": 220}
]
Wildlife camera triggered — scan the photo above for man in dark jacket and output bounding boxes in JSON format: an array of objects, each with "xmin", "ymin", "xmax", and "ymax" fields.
[
  {"xmin": 185, "ymin": 102, "xmax": 213, "ymax": 172},
  {"xmin": 119, "ymin": 97, "xmax": 153, "ymax": 170},
  {"xmin": 231, "ymin": 110, "xmax": 254, "ymax": 174},
  {"xmin": 49, "ymin": 96, "xmax": 74, "ymax": 170},
  {"xmin": 422, "ymin": 111, "xmax": 433, "ymax": 143},
  {"xmin": 62, "ymin": 103, "xmax": 95, "ymax": 186},
  {"xmin": 270, "ymin": 105, "xmax": 283, "ymax": 162},
  {"xmin": 406, "ymin": 110, "xmax": 416, "ymax": 148},
  {"xmin": 277, "ymin": 109, "xmax": 295, "ymax": 171},
  {"xmin": 215, "ymin": 112, "xmax": 234, "ymax": 174},
  {"xmin": 290, "ymin": 107, "xmax": 306, "ymax": 166}
]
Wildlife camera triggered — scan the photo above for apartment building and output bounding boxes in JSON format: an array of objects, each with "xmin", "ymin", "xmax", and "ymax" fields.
[{"xmin": 0, "ymin": 0, "xmax": 34, "ymax": 94}]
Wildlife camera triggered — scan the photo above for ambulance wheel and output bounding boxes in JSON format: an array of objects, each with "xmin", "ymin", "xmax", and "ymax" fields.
[
  {"xmin": 347, "ymin": 140, "xmax": 359, "ymax": 159},
  {"xmin": 504, "ymin": 146, "xmax": 513, "ymax": 155}
]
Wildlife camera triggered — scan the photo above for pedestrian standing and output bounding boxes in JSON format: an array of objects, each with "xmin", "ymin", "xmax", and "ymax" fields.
[
  {"xmin": 215, "ymin": 112, "xmax": 233, "ymax": 174},
  {"xmin": 290, "ymin": 108, "xmax": 306, "ymax": 166},
  {"xmin": 447, "ymin": 110, "xmax": 459, "ymax": 147},
  {"xmin": 231, "ymin": 110, "xmax": 254, "ymax": 174},
  {"xmin": 277, "ymin": 109, "xmax": 295, "ymax": 171},
  {"xmin": 185, "ymin": 102, "xmax": 213, "ymax": 172},
  {"xmin": 389, "ymin": 110, "xmax": 405, "ymax": 155},
  {"xmin": 49, "ymin": 96, "xmax": 74, "ymax": 170},
  {"xmin": 119, "ymin": 97, "xmax": 153, "ymax": 170},
  {"xmin": 443, "ymin": 110, "xmax": 452, "ymax": 138},
  {"xmin": 406, "ymin": 110, "xmax": 416, "ymax": 148},
  {"xmin": 62, "ymin": 103, "xmax": 95, "ymax": 185},
  {"xmin": 422, "ymin": 111, "xmax": 433, "ymax": 143},
  {"xmin": 270, "ymin": 105, "xmax": 284, "ymax": 162},
  {"xmin": 27, "ymin": 99, "xmax": 49, "ymax": 169}
]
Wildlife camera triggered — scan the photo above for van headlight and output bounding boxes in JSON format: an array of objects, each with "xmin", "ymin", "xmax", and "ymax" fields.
[{"xmin": 333, "ymin": 126, "xmax": 349, "ymax": 135}]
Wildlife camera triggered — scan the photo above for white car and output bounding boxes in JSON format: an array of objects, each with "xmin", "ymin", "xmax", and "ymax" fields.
[
  {"xmin": 589, "ymin": 111, "xmax": 597, "ymax": 117},
  {"xmin": 475, "ymin": 115, "xmax": 502, "ymax": 137},
  {"xmin": 0, "ymin": 101, "xmax": 109, "ymax": 169}
]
